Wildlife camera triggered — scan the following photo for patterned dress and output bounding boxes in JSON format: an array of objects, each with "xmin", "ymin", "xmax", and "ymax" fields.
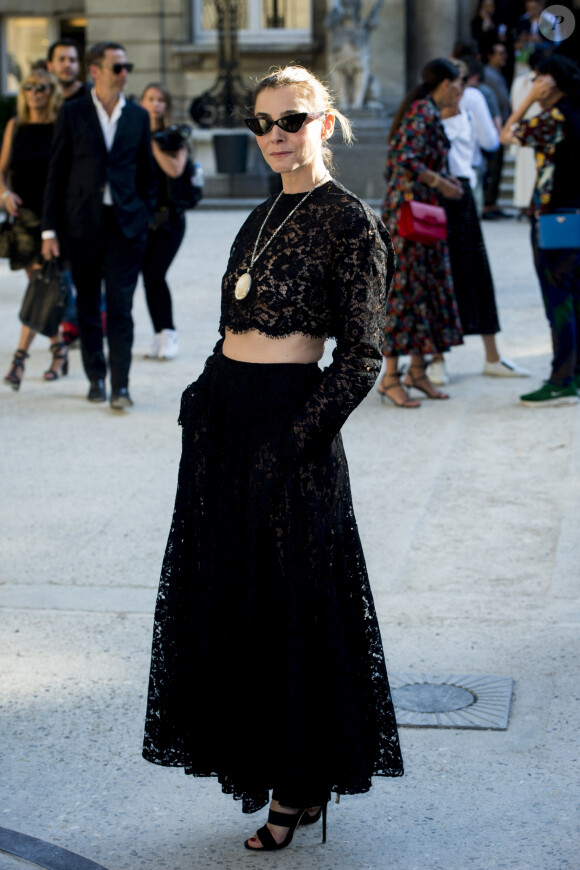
[
  {"xmin": 513, "ymin": 106, "xmax": 565, "ymax": 215},
  {"xmin": 382, "ymin": 97, "xmax": 463, "ymax": 357}
]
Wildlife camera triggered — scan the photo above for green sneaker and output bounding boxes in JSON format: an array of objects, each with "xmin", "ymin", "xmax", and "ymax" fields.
[{"xmin": 520, "ymin": 381, "xmax": 579, "ymax": 407}]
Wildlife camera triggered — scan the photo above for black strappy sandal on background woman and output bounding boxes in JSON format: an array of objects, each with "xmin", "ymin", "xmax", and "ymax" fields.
[
  {"xmin": 403, "ymin": 363, "xmax": 449, "ymax": 399},
  {"xmin": 43, "ymin": 340, "xmax": 69, "ymax": 381},
  {"xmin": 4, "ymin": 349, "xmax": 29, "ymax": 391},
  {"xmin": 244, "ymin": 803, "xmax": 328, "ymax": 851},
  {"xmin": 378, "ymin": 371, "xmax": 421, "ymax": 408}
]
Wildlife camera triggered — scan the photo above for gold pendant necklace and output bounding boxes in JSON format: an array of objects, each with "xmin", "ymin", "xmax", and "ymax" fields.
[{"xmin": 234, "ymin": 175, "xmax": 331, "ymax": 301}]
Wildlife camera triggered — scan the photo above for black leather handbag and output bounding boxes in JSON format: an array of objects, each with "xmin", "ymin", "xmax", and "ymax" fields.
[{"xmin": 19, "ymin": 259, "xmax": 68, "ymax": 337}]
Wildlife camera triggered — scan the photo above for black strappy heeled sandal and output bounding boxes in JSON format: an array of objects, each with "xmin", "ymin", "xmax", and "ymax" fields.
[
  {"xmin": 244, "ymin": 803, "xmax": 328, "ymax": 851},
  {"xmin": 403, "ymin": 364, "xmax": 449, "ymax": 399},
  {"xmin": 4, "ymin": 349, "xmax": 29, "ymax": 391},
  {"xmin": 43, "ymin": 341, "xmax": 69, "ymax": 381},
  {"xmin": 378, "ymin": 371, "xmax": 421, "ymax": 408}
]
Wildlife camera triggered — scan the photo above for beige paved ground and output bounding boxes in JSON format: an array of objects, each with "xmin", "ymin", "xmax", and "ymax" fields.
[{"xmin": 0, "ymin": 210, "xmax": 578, "ymax": 870}]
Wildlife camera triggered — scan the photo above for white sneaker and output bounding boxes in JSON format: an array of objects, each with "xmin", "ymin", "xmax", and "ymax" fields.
[
  {"xmin": 158, "ymin": 329, "xmax": 179, "ymax": 360},
  {"xmin": 144, "ymin": 333, "xmax": 161, "ymax": 359},
  {"xmin": 426, "ymin": 359, "xmax": 450, "ymax": 386},
  {"xmin": 483, "ymin": 357, "xmax": 530, "ymax": 377}
]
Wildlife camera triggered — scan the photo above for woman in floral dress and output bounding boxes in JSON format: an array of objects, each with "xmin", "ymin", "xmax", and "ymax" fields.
[{"xmin": 380, "ymin": 58, "xmax": 464, "ymax": 407}]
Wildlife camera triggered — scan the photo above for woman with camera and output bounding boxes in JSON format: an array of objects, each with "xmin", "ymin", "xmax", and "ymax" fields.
[
  {"xmin": 1, "ymin": 68, "xmax": 65, "ymax": 390},
  {"xmin": 140, "ymin": 83, "xmax": 189, "ymax": 360}
]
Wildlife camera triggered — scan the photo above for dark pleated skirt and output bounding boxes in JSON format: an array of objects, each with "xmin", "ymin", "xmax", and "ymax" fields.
[
  {"xmin": 444, "ymin": 178, "xmax": 500, "ymax": 336},
  {"xmin": 143, "ymin": 353, "xmax": 403, "ymax": 813}
]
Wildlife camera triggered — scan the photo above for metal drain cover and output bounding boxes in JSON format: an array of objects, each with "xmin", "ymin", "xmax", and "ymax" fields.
[{"xmin": 390, "ymin": 673, "xmax": 514, "ymax": 729}]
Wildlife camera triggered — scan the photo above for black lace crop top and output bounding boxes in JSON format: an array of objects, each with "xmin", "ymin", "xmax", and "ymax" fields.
[{"xmin": 190, "ymin": 180, "xmax": 394, "ymax": 462}]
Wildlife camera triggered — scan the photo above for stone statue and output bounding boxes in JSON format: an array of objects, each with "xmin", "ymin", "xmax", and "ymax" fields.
[{"xmin": 325, "ymin": 0, "xmax": 385, "ymax": 110}]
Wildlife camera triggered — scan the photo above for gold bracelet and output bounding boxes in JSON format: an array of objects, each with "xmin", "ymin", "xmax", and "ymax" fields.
[{"xmin": 428, "ymin": 172, "xmax": 439, "ymax": 189}]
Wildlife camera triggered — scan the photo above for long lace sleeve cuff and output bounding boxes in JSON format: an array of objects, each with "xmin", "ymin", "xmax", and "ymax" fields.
[{"xmin": 286, "ymin": 218, "xmax": 393, "ymax": 463}]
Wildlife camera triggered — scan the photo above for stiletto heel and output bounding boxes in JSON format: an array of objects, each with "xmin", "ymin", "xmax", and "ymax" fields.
[
  {"xmin": 4, "ymin": 349, "xmax": 28, "ymax": 391},
  {"xmin": 43, "ymin": 341, "xmax": 69, "ymax": 381},
  {"xmin": 321, "ymin": 801, "xmax": 327, "ymax": 844}
]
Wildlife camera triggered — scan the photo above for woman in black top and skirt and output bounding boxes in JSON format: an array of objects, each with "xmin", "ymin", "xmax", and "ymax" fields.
[
  {"xmin": 1, "ymin": 69, "xmax": 64, "ymax": 389},
  {"xmin": 142, "ymin": 65, "xmax": 404, "ymax": 852}
]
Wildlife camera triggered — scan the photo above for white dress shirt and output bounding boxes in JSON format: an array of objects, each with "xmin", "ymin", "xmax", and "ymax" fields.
[
  {"xmin": 443, "ymin": 109, "xmax": 478, "ymax": 188},
  {"xmin": 459, "ymin": 86, "xmax": 500, "ymax": 169},
  {"xmin": 91, "ymin": 87, "xmax": 126, "ymax": 205}
]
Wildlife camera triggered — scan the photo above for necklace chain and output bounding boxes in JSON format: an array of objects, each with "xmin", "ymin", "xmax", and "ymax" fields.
[{"xmin": 249, "ymin": 175, "xmax": 331, "ymax": 272}]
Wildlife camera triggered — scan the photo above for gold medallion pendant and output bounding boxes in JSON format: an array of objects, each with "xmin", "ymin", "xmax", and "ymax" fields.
[
  {"xmin": 235, "ymin": 272, "xmax": 252, "ymax": 300},
  {"xmin": 233, "ymin": 176, "xmax": 330, "ymax": 303}
]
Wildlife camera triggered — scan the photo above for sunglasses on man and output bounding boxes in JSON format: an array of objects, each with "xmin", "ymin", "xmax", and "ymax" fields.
[
  {"xmin": 244, "ymin": 111, "xmax": 326, "ymax": 136},
  {"xmin": 23, "ymin": 83, "xmax": 49, "ymax": 93},
  {"xmin": 102, "ymin": 62, "xmax": 134, "ymax": 75}
]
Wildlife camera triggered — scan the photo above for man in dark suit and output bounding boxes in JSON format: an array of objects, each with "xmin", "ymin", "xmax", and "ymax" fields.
[{"xmin": 42, "ymin": 41, "xmax": 156, "ymax": 408}]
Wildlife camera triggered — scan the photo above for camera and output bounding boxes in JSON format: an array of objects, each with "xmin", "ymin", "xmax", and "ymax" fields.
[{"xmin": 152, "ymin": 124, "xmax": 192, "ymax": 152}]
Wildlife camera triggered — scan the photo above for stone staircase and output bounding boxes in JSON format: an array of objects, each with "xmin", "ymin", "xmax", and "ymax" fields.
[{"xmin": 497, "ymin": 149, "xmax": 518, "ymax": 213}]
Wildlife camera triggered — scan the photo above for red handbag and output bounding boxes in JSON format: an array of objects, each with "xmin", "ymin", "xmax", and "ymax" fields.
[{"xmin": 398, "ymin": 200, "xmax": 447, "ymax": 244}]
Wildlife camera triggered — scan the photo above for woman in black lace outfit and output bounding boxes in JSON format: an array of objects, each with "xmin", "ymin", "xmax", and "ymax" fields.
[{"xmin": 143, "ymin": 65, "xmax": 403, "ymax": 852}]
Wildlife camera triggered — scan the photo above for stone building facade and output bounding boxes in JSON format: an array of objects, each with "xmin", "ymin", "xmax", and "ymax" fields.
[{"xmin": 0, "ymin": 0, "xmax": 476, "ymax": 198}]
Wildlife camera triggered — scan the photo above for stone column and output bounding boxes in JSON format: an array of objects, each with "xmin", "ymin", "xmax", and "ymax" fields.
[
  {"xmin": 371, "ymin": 0, "xmax": 407, "ymax": 110},
  {"xmin": 406, "ymin": 0, "xmax": 460, "ymax": 88}
]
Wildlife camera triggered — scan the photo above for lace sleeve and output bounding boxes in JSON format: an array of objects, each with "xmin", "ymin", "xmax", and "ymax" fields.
[{"xmin": 286, "ymin": 216, "xmax": 393, "ymax": 463}]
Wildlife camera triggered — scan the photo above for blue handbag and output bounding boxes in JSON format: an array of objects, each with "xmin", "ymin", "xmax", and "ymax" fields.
[{"xmin": 538, "ymin": 210, "xmax": 580, "ymax": 250}]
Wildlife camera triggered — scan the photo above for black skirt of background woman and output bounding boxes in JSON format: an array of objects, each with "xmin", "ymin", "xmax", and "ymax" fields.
[{"xmin": 444, "ymin": 177, "xmax": 500, "ymax": 336}]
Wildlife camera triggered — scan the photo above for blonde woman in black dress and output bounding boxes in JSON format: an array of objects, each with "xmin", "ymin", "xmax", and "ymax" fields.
[
  {"xmin": 1, "ymin": 69, "xmax": 64, "ymax": 390},
  {"xmin": 143, "ymin": 66, "xmax": 403, "ymax": 852}
]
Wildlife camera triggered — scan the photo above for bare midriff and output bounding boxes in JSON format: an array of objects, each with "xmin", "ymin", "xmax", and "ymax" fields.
[{"xmin": 223, "ymin": 328, "xmax": 326, "ymax": 364}]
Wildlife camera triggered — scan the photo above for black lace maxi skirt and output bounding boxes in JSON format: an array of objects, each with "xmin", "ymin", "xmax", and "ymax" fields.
[
  {"xmin": 142, "ymin": 353, "xmax": 404, "ymax": 813},
  {"xmin": 444, "ymin": 178, "xmax": 500, "ymax": 336}
]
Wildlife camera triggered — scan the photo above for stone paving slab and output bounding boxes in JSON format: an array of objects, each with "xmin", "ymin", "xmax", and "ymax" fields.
[{"xmin": 1, "ymin": 213, "xmax": 579, "ymax": 870}]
